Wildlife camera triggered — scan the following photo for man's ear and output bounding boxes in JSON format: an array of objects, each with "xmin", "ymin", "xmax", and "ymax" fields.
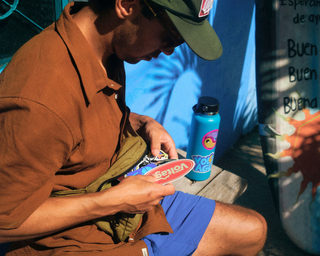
[{"xmin": 115, "ymin": 0, "xmax": 139, "ymax": 19}]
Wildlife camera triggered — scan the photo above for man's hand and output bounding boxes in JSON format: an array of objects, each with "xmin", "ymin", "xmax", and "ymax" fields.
[
  {"xmin": 129, "ymin": 112, "xmax": 178, "ymax": 159},
  {"xmin": 104, "ymin": 175, "xmax": 175, "ymax": 214}
]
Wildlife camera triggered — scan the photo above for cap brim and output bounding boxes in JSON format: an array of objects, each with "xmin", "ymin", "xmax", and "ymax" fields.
[{"xmin": 165, "ymin": 11, "xmax": 223, "ymax": 61}]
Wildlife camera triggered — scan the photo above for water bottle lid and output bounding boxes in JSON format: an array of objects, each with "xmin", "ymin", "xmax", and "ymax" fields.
[{"xmin": 193, "ymin": 96, "xmax": 219, "ymax": 115}]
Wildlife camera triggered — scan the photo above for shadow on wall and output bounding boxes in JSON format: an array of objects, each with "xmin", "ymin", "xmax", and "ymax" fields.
[{"xmin": 125, "ymin": 0, "xmax": 257, "ymax": 163}]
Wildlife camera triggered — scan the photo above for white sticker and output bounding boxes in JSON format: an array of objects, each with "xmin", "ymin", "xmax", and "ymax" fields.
[{"xmin": 142, "ymin": 248, "xmax": 148, "ymax": 256}]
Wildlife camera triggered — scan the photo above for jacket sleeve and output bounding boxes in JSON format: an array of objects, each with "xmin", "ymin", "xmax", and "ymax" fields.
[{"xmin": 0, "ymin": 97, "xmax": 73, "ymax": 230}]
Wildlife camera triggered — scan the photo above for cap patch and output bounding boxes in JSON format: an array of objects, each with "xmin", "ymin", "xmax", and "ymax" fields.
[{"xmin": 198, "ymin": 0, "xmax": 214, "ymax": 18}]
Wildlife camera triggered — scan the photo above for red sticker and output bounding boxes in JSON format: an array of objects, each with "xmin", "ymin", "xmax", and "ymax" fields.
[
  {"xmin": 199, "ymin": 0, "xmax": 214, "ymax": 18},
  {"xmin": 145, "ymin": 159, "xmax": 195, "ymax": 184}
]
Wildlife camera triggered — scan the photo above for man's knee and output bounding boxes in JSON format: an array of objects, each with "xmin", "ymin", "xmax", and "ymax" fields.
[
  {"xmin": 245, "ymin": 209, "xmax": 268, "ymax": 249},
  {"xmin": 228, "ymin": 206, "xmax": 267, "ymax": 254},
  {"xmin": 195, "ymin": 203, "xmax": 267, "ymax": 256},
  {"xmin": 220, "ymin": 203, "xmax": 267, "ymax": 251}
]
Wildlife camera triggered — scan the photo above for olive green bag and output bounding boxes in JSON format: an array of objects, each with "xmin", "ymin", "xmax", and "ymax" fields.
[{"xmin": 51, "ymin": 124, "xmax": 148, "ymax": 243}]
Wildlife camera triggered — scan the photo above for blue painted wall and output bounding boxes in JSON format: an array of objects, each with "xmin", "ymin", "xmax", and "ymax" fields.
[{"xmin": 126, "ymin": 0, "xmax": 257, "ymax": 162}]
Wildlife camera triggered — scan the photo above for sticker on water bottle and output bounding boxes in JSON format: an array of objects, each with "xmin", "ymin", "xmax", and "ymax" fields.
[
  {"xmin": 191, "ymin": 152, "xmax": 215, "ymax": 173},
  {"xmin": 202, "ymin": 129, "xmax": 219, "ymax": 150}
]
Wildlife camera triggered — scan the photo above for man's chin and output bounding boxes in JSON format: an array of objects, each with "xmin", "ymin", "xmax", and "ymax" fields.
[
  {"xmin": 125, "ymin": 56, "xmax": 152, "ymax": 64},
  {"xmin": 125, "ymin": 59, "xmax": 141, "ymax": 64}
]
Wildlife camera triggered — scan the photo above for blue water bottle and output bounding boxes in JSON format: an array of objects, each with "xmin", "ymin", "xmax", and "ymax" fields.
[{"xmin": 186, "ymin": 96, "xmax": 220, "ymax": 181}]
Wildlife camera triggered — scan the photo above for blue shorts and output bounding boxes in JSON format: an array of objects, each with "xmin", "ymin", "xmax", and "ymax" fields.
[{"xmin": 141, "ymin": 191, "xmax": 216, "ymax": 256}]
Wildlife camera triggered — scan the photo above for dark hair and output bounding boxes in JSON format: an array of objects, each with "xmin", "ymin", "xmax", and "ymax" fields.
[
  {"xmin": 94, "ymin": 0, "xmax": 115, "ymax": 12},
  {"xmin": 87, "ymin": 0, "xmax": 115, "ymax": 14},
  {"xmin": 91, "ymin": 0, "xmax": 156, "ymax": 19}
]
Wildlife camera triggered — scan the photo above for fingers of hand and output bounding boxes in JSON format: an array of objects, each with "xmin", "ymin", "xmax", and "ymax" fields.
[
  {"xmin": 116, "ymin": 176, "xmax": 175, "ymax": 214},
  {"xmin": 135, "ymin": 116, "xmax": 178, "ymax": 159},
  {"xmin": 149, "ymin": 130, "xmax": 178, "ymax": 159}
]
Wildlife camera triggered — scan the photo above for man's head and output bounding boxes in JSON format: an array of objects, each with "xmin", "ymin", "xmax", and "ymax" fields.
[
  {"xmin": 86, "ymin": 0, "xmax": 221, "ymax": 64},
  {"xmin": 146, "ymin": 0, "xmax": 222, "ymax": 61}
]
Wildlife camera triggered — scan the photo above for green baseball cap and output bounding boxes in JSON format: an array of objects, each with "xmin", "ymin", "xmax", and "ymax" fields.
[{"xmin": 150, "ymin": 0, "xmax": 223, "ymax": 60}]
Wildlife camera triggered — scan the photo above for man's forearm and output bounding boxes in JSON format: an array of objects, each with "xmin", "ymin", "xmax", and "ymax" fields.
[
  {"xmin": 0, "ymin": 192, "xmax": 111, "ymax": 243},
  {"xmin": 0, "ymin": 175, "xmax": 174, "ymax": 243}
]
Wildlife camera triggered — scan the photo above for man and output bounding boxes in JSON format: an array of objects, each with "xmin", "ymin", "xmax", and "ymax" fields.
[{"xmin": 0, "ymin": 0, "xmax": 267, "ymax": 255}]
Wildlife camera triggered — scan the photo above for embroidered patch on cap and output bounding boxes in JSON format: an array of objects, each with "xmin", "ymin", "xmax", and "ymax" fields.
[{"xmin": 199, "ymin": 0, "xmax": 214, "ymax": 17}]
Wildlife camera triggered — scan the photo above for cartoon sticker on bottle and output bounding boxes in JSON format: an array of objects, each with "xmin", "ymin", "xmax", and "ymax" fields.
[
  {"xmin": 202, "ymin": 129, "xmax": 219, "ymax": 150},
  {"xmin": 191, "ymin": 152, "xmax": 214, "ymax": 173}
]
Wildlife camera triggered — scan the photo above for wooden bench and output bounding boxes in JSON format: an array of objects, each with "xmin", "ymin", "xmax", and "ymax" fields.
[{"xmin": 172, "ymin": 149, "xmax": 248, "ymax": 204}]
